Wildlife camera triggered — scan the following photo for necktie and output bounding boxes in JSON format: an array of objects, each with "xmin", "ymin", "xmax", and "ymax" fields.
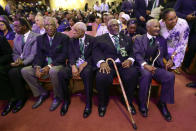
[
  {"xmin": 49, "ymin": 37, "xmax": 53, "ymax": 46},
  {"xmin": 149, "ymin": 37, "xmax": 155, "ymax": 47},
  {"xmin": 47, "ymin": 37, "xmax": 53, "ymax": 64},
  {"xmin": 21, "ymin": 35, "xmax": 25, "ymax": 51},
  {"xmin": 79, "ymin": 38, "xmax": 85, "ymax": 60},
  {"xmin": 112, "ymin": 35, "xmax": 120, "ymax": 54}
]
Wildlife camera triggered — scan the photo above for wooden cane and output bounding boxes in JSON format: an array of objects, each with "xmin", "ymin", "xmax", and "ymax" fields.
[
  {"xmin": 106, "ymin": 58, "xmax": 137, "ymax": 130},
  {"xmin": 147, "ymin": 49, "xmax": 161, "ymax": 109}
]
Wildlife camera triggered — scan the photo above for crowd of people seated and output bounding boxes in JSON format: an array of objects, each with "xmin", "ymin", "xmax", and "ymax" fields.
[{"xmin": 0, "ymin": 0, "xmax": 196, "ymax": 123}]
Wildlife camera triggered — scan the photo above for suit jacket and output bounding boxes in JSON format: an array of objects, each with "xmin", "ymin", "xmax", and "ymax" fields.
[
  {"xmin": 133, "ymin": 34, "xmax": 169, "ymax": 68},
  {"xmin": 174, "ymin": 0, "xmax": 196, "ymax": 19},
  {"xmin": 0, "ymin": 36, "xmax": 12, "ymax": 66},
  {"xmin": 13, "ymin": 31, "xmax": 39, "ymax": 66},
  {"xmin": 69, "ymin": 34, "xmax": 94, "ymax": 66},
  {"xmin": 93, "ymin": 33, "xmax": 134, "ymax": 67},
  {"xmin": 33, "ymin": 32, "xmax": 69, "ymax": 67}
]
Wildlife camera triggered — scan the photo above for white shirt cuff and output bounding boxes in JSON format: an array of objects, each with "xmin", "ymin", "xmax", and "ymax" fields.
[
  {"xmin": 127, "ymin": 57, "xmax": 135, "ymax": 65},
  {"xmin": 48, "ymin": 64, "xmax": 52, "ymax": 69},
  {"xmin": 141, "ymin": 62, "xmax": 147, "ymax": 69},
  {"xmin": 97, "ymin": 60, "xmax": 105, "ymax": 68}
]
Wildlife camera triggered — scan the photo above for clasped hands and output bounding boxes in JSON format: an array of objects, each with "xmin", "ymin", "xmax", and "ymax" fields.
[
  {"xmin": 99, "ymin": 59, "xmax": 132, "ymax": 74},
  {"xmin": 72, "ymin": 62, "xmax": 88, "ymax": 79},
  {"xmin": 35, "ymin": 66, "xmax": 50, "ymax": 78}
]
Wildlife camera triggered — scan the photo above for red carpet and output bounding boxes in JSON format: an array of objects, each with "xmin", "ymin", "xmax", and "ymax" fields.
[{"xmin": 0, "ymin": 74, "xmax": 196, "ymax": 131}]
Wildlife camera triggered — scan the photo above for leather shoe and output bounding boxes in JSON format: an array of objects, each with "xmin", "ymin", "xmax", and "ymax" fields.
[
  {"xmin": 60, "ymin": 102, "xmax": 70, "ymax": 116},
  {"xmin": 49, "ymin": 98, "xmax": 61, "ymax": 111},
  {"xmin": 32, "ymin": 94, "xmax": 48, "ymax": 109},
  {"xmin": 139, "ymin": 104, "xmax": 148, "ymax": 117},
  {"xmin": 186, "ymin": 82, "xmax": 196, "ymax": 88},
  {"xmin": 12, "ymin": 99, "xmax": 26, "ymax": 113},
  {"xmin": 157, "ymin": 101, "xmax": 172, "ymax": 122},
  {"xmin": 130, "ymin": 103, "xmax": 136, "ymax": 115},
  {"xmin": 98, "ymin": 106, "xmax": 106, "ymax": 117},
  {"xmin": 1, "ymin": 101, "xmax": 15, "ymax": 116},
  {"xmin": 83, "ymin": 106, "xmax": 92, "ymax": 118}
]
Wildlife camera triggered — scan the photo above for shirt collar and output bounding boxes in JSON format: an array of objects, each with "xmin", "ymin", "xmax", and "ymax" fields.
[
  {"xmin": 109, "ymin": 33, "xmax": 119, "ymax": 39},
  {"xmin": 147, "ymin": 32, "xmax": 156, "ymax": 40},
  {"xmin": 47, "ymin": 33, "xmax": 56, "ymax": 40},
  {"xmin": 24, "ymin": 30, "xmax": 30, "ymax": 38},
  {"xmin": 79, "ymin": 34, "xmax": 85, "ymax": 42}
]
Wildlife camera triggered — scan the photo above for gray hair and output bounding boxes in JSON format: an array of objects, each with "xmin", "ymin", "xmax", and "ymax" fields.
[
  {"xmin": 43, "ymin": 16, "xmax": 57, "ymax": 27},
  {"xmin": 73, "ymin": 22, "xmax": 87, "ymax": 32},
  {"xmin": 146, "ymin": 19, "xmax": 159, "ymax": 28},
  {"xmin": 107, "ymin": 19, "xmax": 118, "ymax": 27}
]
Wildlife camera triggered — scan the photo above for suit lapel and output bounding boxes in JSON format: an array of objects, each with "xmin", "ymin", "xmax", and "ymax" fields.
[
  {"xmin": 84, "ymin": 34, "xmax": 90, "ymax": 55},
  {"xmin": 143, "ymin": 34, "xmax": 149, "ymax": 52},
  {"xmin": 105, "ymin": 33, "xmax": 116, "ymax": 51}
]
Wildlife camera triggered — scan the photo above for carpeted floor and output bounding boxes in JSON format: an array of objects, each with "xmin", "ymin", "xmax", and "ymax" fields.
[{"xmin": 0, "ymin": 74, "xmax": 196, "ymax": 131}]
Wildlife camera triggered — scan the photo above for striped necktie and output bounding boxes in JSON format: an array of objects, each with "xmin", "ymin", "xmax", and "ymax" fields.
[{"xmin": 112, "ymin": 35, "xmax": 120, "ymax": 54}]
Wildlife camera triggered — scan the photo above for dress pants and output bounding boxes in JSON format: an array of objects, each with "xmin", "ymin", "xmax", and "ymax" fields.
[
  {"xmin": 58, "ymin": 65, "xmax": 93, "ymax": 105},
  {"xmin": 139, "ymin": 68, "xmax": 175, "ymax": 106},
  {"xmin": 8, "ymin": 66, "xmax": 26, "ymax": 100},
  {"xmin": 21, "ymin": 65, "xmax": 64, "ymax": 98},
  {"xmin": 96, "ymin": 64, "xmax": 138, "ymax": 107}
]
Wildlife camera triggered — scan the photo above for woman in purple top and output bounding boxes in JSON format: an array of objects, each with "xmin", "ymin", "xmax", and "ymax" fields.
[{"xmin": 0, "ymin": 20, "xmax": 15, "ymax": 40}]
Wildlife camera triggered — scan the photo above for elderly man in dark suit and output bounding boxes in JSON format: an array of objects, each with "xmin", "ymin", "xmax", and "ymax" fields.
[
  {"xmin": 1, "ymin": 18, "xmax": 39, "ymax": 116},
  {"xmin": 133, "ymin": 19, "xmax": 175, "ymax": 122},
  {"xmin": 93, "ymin": 19, "xmax": 138, "ymax": 117},
  {"xmin": 21, "ymin": 17, "xmax": 70, "ymax": 114},
  {"xmin": 58, "ymin": 22, "xmax": 95, "ymax": 117}
]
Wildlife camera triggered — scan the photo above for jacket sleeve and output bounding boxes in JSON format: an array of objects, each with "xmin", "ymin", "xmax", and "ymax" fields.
[{"xmin": 0, "ymin": 37, "xmax": 12, "ymax": 65}]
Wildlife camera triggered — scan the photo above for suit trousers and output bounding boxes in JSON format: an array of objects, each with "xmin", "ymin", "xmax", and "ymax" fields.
[
  {"xmin": 8, "ymin": 66, "xmax": 27, "ymax": 100},
  {"xmin": 139, "ymin": 68, "xmax": 175, "ymax": 106},
  {"xmin": 96, "ymin": 64, "xmax": 138, "ymax": 107},
  {"xmin": 21, "ymin": 65, "xmax": 64, "ymax": 98}
]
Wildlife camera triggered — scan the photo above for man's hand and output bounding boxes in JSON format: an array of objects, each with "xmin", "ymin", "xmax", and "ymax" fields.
[
  {"xmin": 139, "ymin": 16, "xmax": 146, "ymax": 22},
  {"xmin": 165, "ymin": 59, "xmax": 173, "ymax": 70},
  {"xmin": 10, "ymin": 58, "xmax": 23, "ymax": 67},
  {"xmin": 72, "ymin": 65, "xmax": 79, "ymax": 78},
  {"xmin": 146, "ymin": 10, "xmax": 151, "ymax": 15},
  {"xmin": 35, "ymin": 67, "xmax": 44, "ymax": 78},
  {"xmin": 99, "ymin": 62, "xmax": 110, "ymax": 74},
  {"xmin": 78, "ymin": 62, "xmax": 88, "ymax": 73},
  {"xmin": 144, "ymin": 64, "xmax": 156, "ymax": 74},
  {"xmin": 122, "ymin": 59, "xmax": 132, "ymax": 68},
  {"xmin": 41, "ymin": 66, "xmax": 50, "ymax": 75}
]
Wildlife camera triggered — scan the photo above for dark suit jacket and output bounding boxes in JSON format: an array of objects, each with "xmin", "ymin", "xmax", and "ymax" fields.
[
  {"xmin": 0, "ymin": 36, "xmax": 12, "ymax": 66},
  {"xmin": 133, "ymin": 34, "xmax": 169, "ymax": 68},
  {"xmin": 93, "ymin": 33, "xmax": 134, "ymax": 68},
  {"xmin": 174, "ymin": 0, "xmax": 196, "ymax": 19},
  {"xmin": 33, "ymin": 32, "xmax": 69, "ymax": 67},
  {"xmin": 69, "ymin": 34, "xmax": 94, "ymax": 66}
]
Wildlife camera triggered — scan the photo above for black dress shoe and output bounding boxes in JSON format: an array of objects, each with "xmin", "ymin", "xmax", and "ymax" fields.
[
  {"xmin": 129, "ymin": 103, "xmax": 136, "ymax": 115},
  {"xmin": 83, "ymin": 106, "xmax": 92, "ymax": 118},
  {"xmin": 139, "ymin": 104, "xmax": 148, "ymax": 117},
  {"xmin": 186, "ymin": 82, "xmax": 196, "ymax": 88},
  {"xmin": 1, "ymin": 101, "xmax": 15, "ymax": 116},
  {"xmin": 12, "ymin": 99, "xmax": 26, "ymax": 113},
  {"xmin": 60, "ymin": 102, "xmax": 70, "ymax": 116},
  {"xmin": 157, "ymin": 102, "xmax": 172, "ymax": 122},
  {"xmin": 32, "ymin": 95, "xmax": 48, "ymax": 109},
  {"xmin": 49, "ymin": 98, "xmax": 61, "ymax": 111},
  {"xmin": 98, "ymin": 106, "xmax": 106, "ymax": 117}
]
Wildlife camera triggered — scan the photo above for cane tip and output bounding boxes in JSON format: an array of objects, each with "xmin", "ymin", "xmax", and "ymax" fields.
[{"xmin": 132, "ymin": 123, "xmax": 137, "ymax": 130}]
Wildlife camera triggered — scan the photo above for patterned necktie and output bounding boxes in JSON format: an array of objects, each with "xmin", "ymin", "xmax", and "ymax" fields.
[
  {"xmin": 21, "ymin": 35, "xmax": 25, "ymax": 51},
  {"xmin": 112, "ymin": 35, "xmax": 120, "ymax": 54},
  {"xmin": 79, "ymin": 38, "xmax": 85, "ymax": 60}
]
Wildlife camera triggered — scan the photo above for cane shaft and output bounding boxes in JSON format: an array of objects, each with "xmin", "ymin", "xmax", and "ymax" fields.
[{"xmin": 106, "ymin": 58, "xmax": 136, "ymax": 125}]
